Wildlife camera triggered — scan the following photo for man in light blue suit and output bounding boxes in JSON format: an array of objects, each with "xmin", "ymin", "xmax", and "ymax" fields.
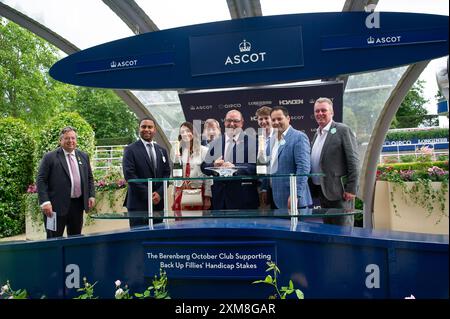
[{"xmin": 264, "ymin": 106, "xmax": 312, "ymax": 210}]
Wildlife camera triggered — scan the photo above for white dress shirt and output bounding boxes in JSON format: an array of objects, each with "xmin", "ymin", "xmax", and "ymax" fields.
[
  {"xmin": 224, "ymin": 132, "xmax": 241, "ymax": 162},
  {"xmin": 141, "ymin": 138, "xmax": 157, "ymax": 170},
  {"xmin": 311, "ymin": 121, "xmax": 332, "ymax": 185}
]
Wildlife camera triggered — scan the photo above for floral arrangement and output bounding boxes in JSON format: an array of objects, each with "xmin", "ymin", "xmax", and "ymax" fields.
[
  {"xmin": 26, "ymin": 167, "xmax": 127, "ymax": 194},
  {"xmin": 0, "ymin": 270, "xmax": 170, "ymax": 299},
  {"xmin": 376, "ymin": 163, "xmax": 449, "ymax": 223},
  {"xmin": 376, "ymin": 165, "xmax": 449, "ymax": 183}
]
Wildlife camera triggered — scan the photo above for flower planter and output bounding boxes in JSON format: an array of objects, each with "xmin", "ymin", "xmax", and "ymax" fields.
[
  {"xmin": 373, "ymin": 181, "xmax": 449, "ymax": 235},
  {"xmin": 25, "ymin": 189, "xmax": 129, "ymax": 240}
]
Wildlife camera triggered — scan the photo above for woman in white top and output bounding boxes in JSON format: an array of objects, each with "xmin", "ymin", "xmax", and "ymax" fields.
[{"xmin": 172, "ymin": 122, "xmax": 212, "ymax": 211}]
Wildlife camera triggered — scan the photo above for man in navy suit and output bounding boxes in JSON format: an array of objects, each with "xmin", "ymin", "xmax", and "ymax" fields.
[
  {"xmin": 264, "ymin": 106, "xmax": 312, "ymax": 211},
  {"xmin": 201, "ymin": 110, "xmax": 259, "ymax": 210},
  {"xmin": 37, "ymin": 126, "xmax": 95, "ymax": 238},
  {"xmin": 122, "ymin": 118, "xmax": 171, "ymax": 228}
]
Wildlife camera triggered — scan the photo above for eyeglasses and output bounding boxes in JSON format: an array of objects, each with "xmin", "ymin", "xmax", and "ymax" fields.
[{"xmin": 224, "ymin": 119, "xmax": 242, "ymax": 123}]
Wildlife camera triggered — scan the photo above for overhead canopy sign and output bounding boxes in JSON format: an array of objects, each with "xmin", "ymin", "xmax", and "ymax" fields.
[
  {"xmin": 189, "ymin": 26, "xmax": 304, "ymax": 76},
  {"xmin": 49, "ymin": 12, "xmax": 449, "ymax": 90}
]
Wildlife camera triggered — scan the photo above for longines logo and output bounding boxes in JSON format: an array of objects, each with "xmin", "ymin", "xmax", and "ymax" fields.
[
  {"xmin": 110, "ymin": 59, "xmax": 138, "ymax": 69},
  {"xmin": 224, "ymin": 39, "xmax": 267, "ymax": 66},
  {"xmin": 367, "ymin": 35, "xmax": 401, "ymax": 45},
  {"xmin": 279, "ymin": 99, "xmax": 303, "ymax": 105},
  {"xmin": 248, "ymin": 101, "xmax": 272, "ymax": 106}
]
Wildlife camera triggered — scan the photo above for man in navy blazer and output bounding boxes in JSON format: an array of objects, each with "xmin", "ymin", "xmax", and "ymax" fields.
[
  {"xmin": 122, "ymin": 118, "xmax": 171, "ymax": 228},
  {"xmin": 310, "ymin": 98, "xmax": 359, "ymax": 226},
  {"xmin": 263, "ymin": 106, "xmax": 312, "ymax": 211},
  {"xmin": 37, "ymin": 126, "xmax": 95, "ymax": 238},
  {"xmin": 201, "ymin": 110, "xmax": 259, "ymax": 210}
]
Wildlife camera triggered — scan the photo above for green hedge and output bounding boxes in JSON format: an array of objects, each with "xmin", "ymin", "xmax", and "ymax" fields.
[
  {"xmin": 386, "ymin": 128, "xmax": 448, "ymax": 141},
  {"xmin": 36, "ymin": 112, "xmax": 95, "ymax": 161},
  {"xmin": 377, "ymin": 161, "xmax": 448, "ymax": 171},
  {"xmin": 96, "ymin": 136, "xmax": 134, "ymax": 146},
  {"xmin": 0, "ymin": 118, "xmax": 35, "ymax": 237}
]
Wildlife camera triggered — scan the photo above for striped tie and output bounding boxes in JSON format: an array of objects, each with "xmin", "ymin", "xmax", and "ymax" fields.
[{"xmin": 68, "ymin": 154, "xmax": 81, "ymax": 198}]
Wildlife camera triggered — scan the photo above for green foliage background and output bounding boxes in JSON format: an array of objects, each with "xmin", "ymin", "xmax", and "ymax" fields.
[
  {"xmin": 392, "ymin": 80, "xmax": 438, "ymax": 128},
  {"xmin": 385, "ymin": 128, "xmax": 448, "ymax": 141},
  {"xmin": 0, "ymin": 118, "xmax": 35, "ymax": 237},
  {"xmin": 1, "ymin": 20, "xmax": 138, "ymax": 142},
  {"xmin": 36, "ymin": 112, "xmax": 95, "ymax": 161}
]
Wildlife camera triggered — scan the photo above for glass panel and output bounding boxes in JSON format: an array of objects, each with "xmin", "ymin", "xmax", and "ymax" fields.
[
  {"xmin": 343, "ymin": 66, "xmax": 408, "ymax": 168},
  {"xmin": 91, "ymin": 208, "xmax": 362, "ymax": 220},
  {"xmin": 136, "ymin": 0, "xmax": 230, "ymax": 30},
  {"xmin": 1, "ymin": 0, "xmax": 134, "ymax": 49},
  {"xmin": 127, "ymin": 173, "xmax": 324, "ymax": 183},
  {"xmin": 132, "ymin": 90, "xmax": 185, "ymax": 140},
  {"xmin": 261, "ymin": 0, "xmax": 346, "ymax": 15}
]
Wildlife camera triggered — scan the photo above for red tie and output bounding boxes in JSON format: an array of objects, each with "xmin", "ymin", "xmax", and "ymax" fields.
[
  {"xmin": 185, "ymin": 153, "xmax": 191, "ymax": 178},
  {"xmin": 68, "ymin": 154, "xmax": 81, "ymax": 198}
]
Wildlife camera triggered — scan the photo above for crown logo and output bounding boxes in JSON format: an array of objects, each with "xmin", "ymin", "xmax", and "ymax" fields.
[
  {"xmin": 110, "ymin": 61, "xmax": 117, "ymax": 68},
  {"xmin": 239, "ymin": 39, "xmax": 251, "ymax": 52},
  {"xmin": 367, "ymin": 36, "xmax": 375, "ymax": 44}
]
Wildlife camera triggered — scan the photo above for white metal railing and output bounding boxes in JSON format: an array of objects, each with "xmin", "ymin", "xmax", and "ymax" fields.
[
  {"xmin": 379, "ymin": 142, "xmax": 448, "ymax": 164},
  {"xmin": 93, "ymin": 145, "xmax": 127, "ymax": 170}
]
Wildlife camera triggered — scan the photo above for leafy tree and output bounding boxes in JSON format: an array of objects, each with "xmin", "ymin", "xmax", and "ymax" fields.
[
  {"xmin": 0, "ymin": 19, "xmax": 76, "ymax": 128},
  {"xmin": 0, "ymin": 118, "xmax": 35, "ymax": 237},
  {"xmin": 36, "ymin": 112, "xmax": 95, "ymax": 161},
  {"xmin": 391, "ymin": 79, "xmax": 437, "ymax": 128},
  {"xmin": 1, "ymin": 20, "xmax": 138, "ymax": 142},
  {"xmin": 71, "ymin": 88, "xmax": 138, "ymax": 141}
]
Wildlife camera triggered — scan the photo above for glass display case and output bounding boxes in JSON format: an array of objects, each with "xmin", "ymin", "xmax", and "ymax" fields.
[{"xmin": 91, "ymin": 174, "xmax": 362, "ymax": 229}]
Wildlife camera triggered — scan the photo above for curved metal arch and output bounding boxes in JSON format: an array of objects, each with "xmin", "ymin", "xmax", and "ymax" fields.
[
  {"xmin": 102, "ymin": 0, "xmax": 159, "ymax": 34},
  {"xmin": 0, "ymin": 1, "xmax": 169, "ymax": 147},
  {"xmin": 361, "ymin": 61, "xmax": 430, "ymax": 228},
  {"xmin": 227, "ymin": 0, "xmax": 262, "ymax": 19}
]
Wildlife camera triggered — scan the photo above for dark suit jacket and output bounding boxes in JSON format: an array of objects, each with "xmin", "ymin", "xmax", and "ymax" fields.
[
  {"xmin": 36, "ymin": 147, "xmax": 95, "ymax": 216},
  {"xmin": 310, "ymin": 121, "xmax": 360, "ymax": 201},
  {"xmin": 122, "ymin": 140, "xmax": 171, "ymax": 211},
  {"xmin": 201, "ymin": 132, "xmax": 259, "ymax": 210}
]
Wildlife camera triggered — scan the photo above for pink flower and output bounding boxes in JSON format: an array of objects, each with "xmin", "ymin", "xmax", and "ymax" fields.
[
  {"xmin": 27, "ymin": 184, "xmax": 37, "ymax": 193},
  {"xmin": 116, "ymin": 179, "xmax": 126, "ymax": 188}
]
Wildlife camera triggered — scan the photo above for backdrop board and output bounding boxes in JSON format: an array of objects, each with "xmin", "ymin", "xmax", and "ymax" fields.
[{"xmin": 179, "ymin": 82, "xmax": 343, "ymax": 141}]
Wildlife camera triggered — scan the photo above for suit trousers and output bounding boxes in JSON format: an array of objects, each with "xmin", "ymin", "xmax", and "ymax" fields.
[
  {"xmin": 45, "ymin": 197, "xmax": 84, "ymax": 238},
  {"xmin": 310, "ymin": 184, "xmax": 354, "ymax": 227}
]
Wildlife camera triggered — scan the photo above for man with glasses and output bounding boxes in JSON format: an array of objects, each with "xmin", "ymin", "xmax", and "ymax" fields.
[
  {"xmin": 37, "ymin": 126, "xmax": 95, "ymax": 238},
  {"xmin": 122, "ymin": 118, "xmax": 171, "ymax": 228},
  {"xmin": 201, "ymin": 110, "xmax": 259, "ymax": 210}
]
